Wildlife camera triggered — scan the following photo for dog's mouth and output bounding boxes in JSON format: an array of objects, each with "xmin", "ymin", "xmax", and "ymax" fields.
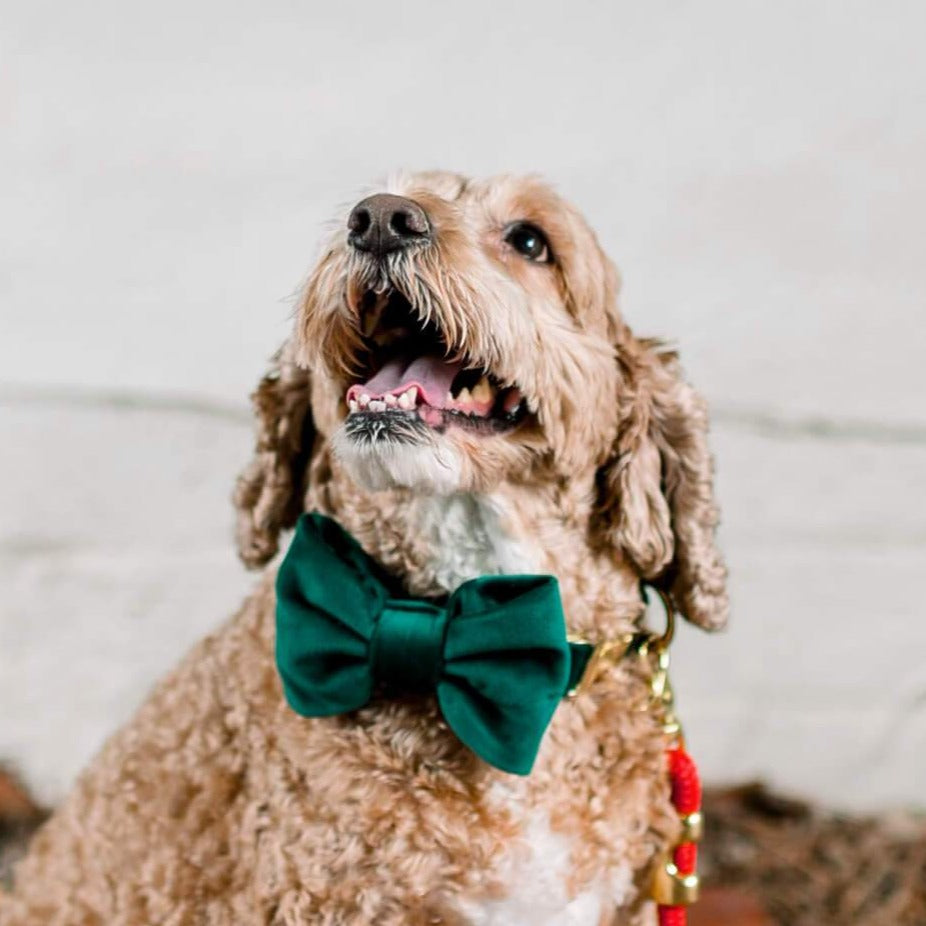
[{"xmin": 344, "ymin": 288, "xmax": 527, "ymax": 435}]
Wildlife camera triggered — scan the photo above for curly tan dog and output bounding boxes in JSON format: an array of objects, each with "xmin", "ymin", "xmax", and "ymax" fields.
[{"xmin": 1, "ymin": 172, "xmax": 727, "ymax": 925}]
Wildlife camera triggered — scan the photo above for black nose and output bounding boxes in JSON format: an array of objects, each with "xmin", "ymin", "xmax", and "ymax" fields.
[{"xmin": 347, "ymin": 194, "xmax": 430, "ymax": 256}]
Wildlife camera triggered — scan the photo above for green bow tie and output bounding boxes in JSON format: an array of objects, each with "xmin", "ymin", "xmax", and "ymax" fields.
[{"xmin": 275, "ymin": 513, "xmax": 594, "ymax": 775}]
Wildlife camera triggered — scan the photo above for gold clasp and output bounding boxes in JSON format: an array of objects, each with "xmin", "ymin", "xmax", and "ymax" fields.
[
  {"xmin": 651, "ymin": 806, "xmax": 703, "ymax": 908},
  {"xmin": 652, "ymin": 857, "xmax": 700, "ymax": 906},
  {"xmin": 650, "ymin": 646, "xmax": 682, "ymax": 742},
  {"xmin": 635, "ymin": 586, "xmax": 683, "ymax": 743},
  {"xmin": 678, "ymin": 810, "xmax": 704, "ymax": 843},
  {"xmin": 650, "ymin": 809, "xmax": 704, "ymax": 906}
]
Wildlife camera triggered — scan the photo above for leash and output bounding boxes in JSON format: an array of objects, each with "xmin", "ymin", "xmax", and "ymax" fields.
[{"xmin": 569, "ymin": 587, "xmax": 702, "ymax": 924}]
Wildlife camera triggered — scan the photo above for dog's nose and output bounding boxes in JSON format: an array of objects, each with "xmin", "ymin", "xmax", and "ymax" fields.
[{"xmin": 347, "ymin": 194, "xmax": 430, "ymax": 256}]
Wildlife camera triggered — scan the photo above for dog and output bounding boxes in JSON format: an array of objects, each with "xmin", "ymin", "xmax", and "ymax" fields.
[{"xmin": 1, "ymin": 171, "xmax": 727, "ymax": 925}]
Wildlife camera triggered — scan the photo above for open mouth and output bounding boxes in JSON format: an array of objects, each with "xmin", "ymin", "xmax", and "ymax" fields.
[{"xmin": 344, "ymin": 288, "xmax": 527, "ymax": 435}]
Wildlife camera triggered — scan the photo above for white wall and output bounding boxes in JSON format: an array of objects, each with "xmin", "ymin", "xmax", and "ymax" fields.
[{"xmin": 1, "ymin": 0, "xmax": 924, "ymax": 809}]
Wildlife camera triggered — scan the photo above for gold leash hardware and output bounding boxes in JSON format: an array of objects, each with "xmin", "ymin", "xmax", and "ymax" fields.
[
  {"xmin": 647, "ymin": 645, "xmax": 683, "ymax": 744},
  {"xmin": 652, "ymin": 860, "xmax": 700, "ymax": 906},
  {"xmin": 636, "ymin": 586, "xmax": 684, "ymax": 744},
  {"xmin": 651, "ymin": 808, "xmax": 703, "ymax": 907},
  {"xmin": 677, "ymin": 810, "xmax": 703, "ymax": 843},
  {"xmin": 644, "ymin": 586, "xmax": 700, "ymax": 908}
]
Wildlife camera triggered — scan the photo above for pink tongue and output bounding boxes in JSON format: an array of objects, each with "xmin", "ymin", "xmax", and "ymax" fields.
[{"xmin": 348, "ymin": 354, "xmax": 463, "ymax": 408}]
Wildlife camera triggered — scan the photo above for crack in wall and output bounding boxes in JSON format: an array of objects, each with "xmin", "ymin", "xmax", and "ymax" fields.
[
  {"xmin": 711, "ymin": 407, "xmax": 926, "ymax": 445},
  {"xmin": 3, "ymin": 383, "xmax": 925, "ymax": 446}
]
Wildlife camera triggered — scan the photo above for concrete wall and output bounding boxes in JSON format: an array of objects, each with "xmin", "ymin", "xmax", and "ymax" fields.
[{"xmin": 2, "ymin": 0, "xmax": 924, "ymax": 809}]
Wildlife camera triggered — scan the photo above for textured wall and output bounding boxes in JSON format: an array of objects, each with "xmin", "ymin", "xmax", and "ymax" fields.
[{"xmin": 2, "ymin": 0, "xmax": 924, "ymax": 809}]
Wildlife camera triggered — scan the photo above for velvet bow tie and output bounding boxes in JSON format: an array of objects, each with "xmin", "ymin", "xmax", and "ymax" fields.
[{"xmin": 275, "ymin": 513, "xmax": 594, "ymax": 775}]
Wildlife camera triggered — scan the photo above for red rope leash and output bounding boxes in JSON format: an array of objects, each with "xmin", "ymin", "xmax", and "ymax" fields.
[
  {"xmin": 577, "ymin": 587, "xmax": 704, "ymax": 922},
  {"xmin": 641, "ymin": 607, "xmax": 703, "ymax": 925},
  {"xmin": 656, "ymin": 746, "xmax": 702, "ymax": 926}
]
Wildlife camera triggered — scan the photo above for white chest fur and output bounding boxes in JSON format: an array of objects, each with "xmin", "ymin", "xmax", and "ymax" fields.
[
  {"xmin": 406, "ymin": 492, "xmax": 539, "ymax": 593},
  {"xmin": 454, "ymin": 785, "xmax": 634, "ymax": 926}
]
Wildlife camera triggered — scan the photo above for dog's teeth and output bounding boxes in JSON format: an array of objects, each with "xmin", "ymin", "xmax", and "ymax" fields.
[
  {"xmin": 348, "ymin": 399, "xmax": 359, "ymax": 413},
  {"xmin": 369, "ymin": 399, "xmax": 386, "ymax": 412},
  {"xmin": 384, "ymin": 394, "xmax": 397, "ymax": 407},
  {"xmin": 502, "ymin": 387, "xmax": 523, "ymax": 414},
  {"xmin": 358, "ymin": 393, "xmax": 371, "ymax": 408},
  {"xmin": 446, "ymin": 391, "xmax": 454, "ymax": 404},
  {"xmin": 398, "ymin": 386, "xmax": 417, "ymax": 409},
  {"xmin": 456, "ymin": 387, "xmax": 473, "ymax": 406},
  {"xmin": 471, "ymin": 376, "xmax": 492, "ymax": 404}
]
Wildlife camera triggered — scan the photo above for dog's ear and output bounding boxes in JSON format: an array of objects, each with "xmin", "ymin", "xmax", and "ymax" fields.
[
  {"xmin": 595, "ymin": 327, "xmax": 728, "ymax": 630},
  {"xmin": 233, "ymin": 339, "xmax": 316, "ymax": 569}
]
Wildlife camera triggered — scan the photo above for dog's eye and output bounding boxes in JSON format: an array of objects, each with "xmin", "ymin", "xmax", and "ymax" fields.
[{"xmin": 504, "ymin": 223, "xmax": 552, "ymax": 263}]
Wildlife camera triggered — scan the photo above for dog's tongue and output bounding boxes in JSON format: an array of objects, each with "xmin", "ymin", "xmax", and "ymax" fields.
[{"xmin": 347, "ymin": 353, "xmax": 463, "ymax": 408}]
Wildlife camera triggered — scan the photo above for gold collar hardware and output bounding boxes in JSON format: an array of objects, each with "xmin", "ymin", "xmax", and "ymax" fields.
[
  {"xmin": 566, "ymin": 634, "xmax": 634, "ymax": 697},
  {"xmin": 566, "ymin": 584, "xmax": 678, "ymax": 707}
]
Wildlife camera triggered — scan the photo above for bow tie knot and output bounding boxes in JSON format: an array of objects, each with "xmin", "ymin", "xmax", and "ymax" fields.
[{"xmin": 372, "ymin": 601, "xmax": 447, "ymax": 691}]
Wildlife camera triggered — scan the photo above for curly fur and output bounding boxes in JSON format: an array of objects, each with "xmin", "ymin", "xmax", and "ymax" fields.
[{"xmin": 1, "ymin": 172, "xmax": 727, "ymax": 925}]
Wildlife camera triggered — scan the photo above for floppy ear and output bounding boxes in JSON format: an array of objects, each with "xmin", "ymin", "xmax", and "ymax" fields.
[
  {"xmin": 595, "ymin": 327, "xmax": 728, "ymax": 630},
  {"xmin": 233, "ymin": 339, "xmax": 316, "ymax": 569}
]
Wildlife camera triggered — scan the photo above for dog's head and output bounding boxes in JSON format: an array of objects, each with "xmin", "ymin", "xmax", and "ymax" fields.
[
  {"xmin": 235, "ymin": 172, "xmax": 727, "ymax": 630},
  {"xmin": 299, "ymin": 172, "xmax": 623, "ymax": 495}
]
